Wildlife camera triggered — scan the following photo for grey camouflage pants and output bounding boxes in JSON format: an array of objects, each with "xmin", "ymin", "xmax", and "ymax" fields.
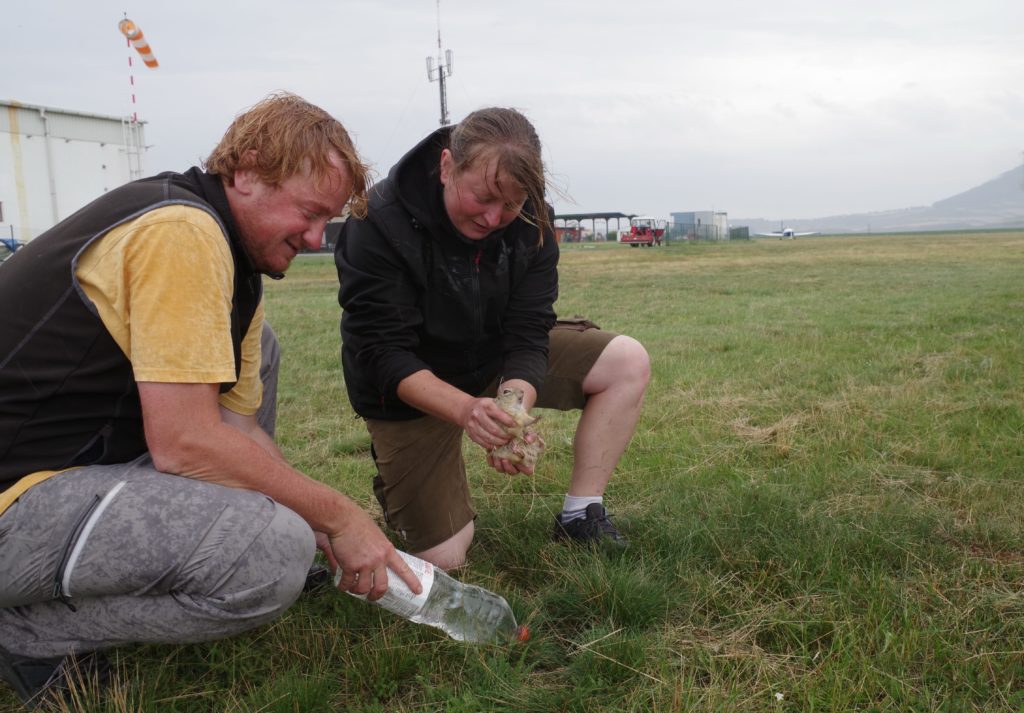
[{"xmin": 0, "ymin": 322, "xmax": 315, "ymax": 658}]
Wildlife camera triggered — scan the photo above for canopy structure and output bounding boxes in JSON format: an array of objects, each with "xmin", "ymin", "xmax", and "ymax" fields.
[{"xmin": 554, "ymin": 212, "xmax": 635, "ymax": 239}]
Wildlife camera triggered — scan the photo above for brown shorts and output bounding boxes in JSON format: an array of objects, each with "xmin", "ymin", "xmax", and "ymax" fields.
[{"xmin": 364, "ymin": 320, "xmax": 617, "ymax": 551}]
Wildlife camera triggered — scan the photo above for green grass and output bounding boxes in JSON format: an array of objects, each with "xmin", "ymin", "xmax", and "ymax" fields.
[{"xmin": 6, "ymin": 232, "xmax": 1024, "ymax": 712}]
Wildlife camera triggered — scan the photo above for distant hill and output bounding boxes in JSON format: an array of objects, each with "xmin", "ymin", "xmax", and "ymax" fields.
[{"xmin": 737, "ymin": 164, "xmax": 1024, "ymax": 234}]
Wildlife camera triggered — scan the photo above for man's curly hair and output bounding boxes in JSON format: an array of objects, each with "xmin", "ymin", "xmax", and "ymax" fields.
[{"xmin": 204, "ymin": 92, "xmax": 369, "ymax": 218}]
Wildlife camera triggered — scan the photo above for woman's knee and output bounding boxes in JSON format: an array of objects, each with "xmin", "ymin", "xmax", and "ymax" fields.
[
  {"xmin": 414, "ymin": 521, "xmax": 474, "ymax": 571},
  {"xmin": 617, "ymin": 336, "xmax": 651, "ymax": 386},
  {"xmin": 586, "ymin": 335, "xmax": 651, "ymax": 394}
]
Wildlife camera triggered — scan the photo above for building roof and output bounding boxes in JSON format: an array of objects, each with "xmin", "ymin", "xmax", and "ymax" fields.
[
  {"xmin": 554, "ymin": 212, "xmax": 635, "ymax": 223},
  {"xmin": 0, "ymin": 99, "xmax": 140, "ymax": 125},
  {"xmin": 1, "ymin": 99, "xmax": 144, "ymax": 147}
]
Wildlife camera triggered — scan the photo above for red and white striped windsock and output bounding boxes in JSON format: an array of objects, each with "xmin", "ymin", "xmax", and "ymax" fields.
[{"xmin": 118, "ymin": 18, "xmax": 159, "ymax": 69}]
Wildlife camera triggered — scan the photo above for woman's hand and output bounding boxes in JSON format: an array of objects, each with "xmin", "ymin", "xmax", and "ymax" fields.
[
  {"xmin": 485, "ymin": 429, "xmax": 541, "ymax": 476},
  {"xmin": 459, "ymin": 396, "xmax": 516, "ymax": 449}
]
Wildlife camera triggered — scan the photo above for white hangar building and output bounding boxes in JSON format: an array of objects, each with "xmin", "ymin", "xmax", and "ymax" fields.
[{"xmin": 1, "ymin": 100, "xmax": 146, "ymax": 242}]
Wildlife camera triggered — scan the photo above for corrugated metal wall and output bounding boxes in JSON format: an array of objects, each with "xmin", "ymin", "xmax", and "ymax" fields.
[{"xmin": 1, "ymin": 101, "xmax": 145, "ymax": 240}]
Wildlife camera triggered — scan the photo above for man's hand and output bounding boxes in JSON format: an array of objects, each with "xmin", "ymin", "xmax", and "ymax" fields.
[{"xmin": 327, "ymin": 509, "xmax": 422, "ymax": 601}]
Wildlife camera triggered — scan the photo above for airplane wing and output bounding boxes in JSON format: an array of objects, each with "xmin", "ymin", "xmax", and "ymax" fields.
[{"xmin": 754, "ymin": 230, "xmax": 819, "ymax": 238}]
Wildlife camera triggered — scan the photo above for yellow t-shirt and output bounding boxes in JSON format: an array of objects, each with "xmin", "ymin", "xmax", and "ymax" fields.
[
  {"xmin": 75, "ymin": 204, "xmax": 263, "ymax": 413},
  {"xmin": 0, "ymin": 205, "xmax": 263, "ymax": 514}
]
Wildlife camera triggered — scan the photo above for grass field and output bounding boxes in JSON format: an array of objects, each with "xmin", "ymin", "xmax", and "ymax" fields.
[{"xmin": 7, "ymin": 231, "xmax": 1024, "ymax": 712}]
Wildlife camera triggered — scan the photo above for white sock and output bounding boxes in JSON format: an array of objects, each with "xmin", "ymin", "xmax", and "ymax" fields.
[{"xmin": 560, "ymin": 494, "xmax": 603, "ymax": 523}]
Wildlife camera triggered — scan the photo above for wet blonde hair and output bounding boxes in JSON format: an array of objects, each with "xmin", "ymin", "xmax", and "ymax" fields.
[
  {"xmin": 205, "ymin": 92, "xmax": 369, "ymax": 218},
  {"xmin": 448, "ymin": 107, "xmax": 550, "ymax": 245}
]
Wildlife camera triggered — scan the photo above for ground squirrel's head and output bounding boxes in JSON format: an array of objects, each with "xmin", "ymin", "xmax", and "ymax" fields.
[{"xmin": 495, "ymin": 386, "xmax": 525, "ymax": 411}]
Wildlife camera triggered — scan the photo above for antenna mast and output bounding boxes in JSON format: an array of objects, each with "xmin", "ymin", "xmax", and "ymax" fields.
[{"xmin": 425, "ymin": 0, "xmax": 453, "ymax": 126}]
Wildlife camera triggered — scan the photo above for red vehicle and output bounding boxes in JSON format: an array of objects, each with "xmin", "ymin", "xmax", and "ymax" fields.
[{"xmin": 620, "ymin": 216, "xmax": 666, "ymax": 247}]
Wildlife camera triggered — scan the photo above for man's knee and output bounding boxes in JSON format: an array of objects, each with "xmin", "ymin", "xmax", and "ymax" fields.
[
  {"xmin": 261, "ymin": 505, "xmax": 316, "ymax": 608},
  {"xmin": 216, "ymin": 503, "xmax": 315, "ymax": 622}
]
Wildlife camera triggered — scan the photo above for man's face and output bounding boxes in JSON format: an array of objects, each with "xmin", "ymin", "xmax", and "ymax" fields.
[
  {"xmin": 232, "ymin": 152, "xmax": 352, "ymax": 274},
  {"xmin": 439, "ymin": 149, "xmax": 527, "ymax": 241}
]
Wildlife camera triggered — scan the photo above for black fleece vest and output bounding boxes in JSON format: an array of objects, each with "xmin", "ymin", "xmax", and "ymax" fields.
[{"xmin": 0, "ymin": 169, "xmax": 262, "ymax": 488}]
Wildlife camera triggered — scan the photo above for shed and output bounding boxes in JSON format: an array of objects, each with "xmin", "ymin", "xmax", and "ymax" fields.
[{"xmin": 670, "ymin": 210, "xmax": 730, "ymax": 241}]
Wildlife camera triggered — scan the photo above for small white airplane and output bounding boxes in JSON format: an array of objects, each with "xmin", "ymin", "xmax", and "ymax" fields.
[{"xmin": 755, "ymin": 226, "xmax": 819, "ymax": 240}]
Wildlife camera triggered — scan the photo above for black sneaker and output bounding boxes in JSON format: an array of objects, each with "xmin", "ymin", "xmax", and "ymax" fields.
[
  {"xmin": 553, "ymin": 503, "xmax": 628, "ymax": 548},
  {"xmin": 0, "ymin": 645, "xmax": 110, "ymax": 709}
]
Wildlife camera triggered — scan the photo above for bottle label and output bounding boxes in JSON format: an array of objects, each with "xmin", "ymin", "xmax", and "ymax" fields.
[
  {"xmin": 380, "ymin": 551, "xmax": 434, "ymax": 616},
  {"xmin": 337, "ymin": 550, "xmax": 434, "ymax": 617}
]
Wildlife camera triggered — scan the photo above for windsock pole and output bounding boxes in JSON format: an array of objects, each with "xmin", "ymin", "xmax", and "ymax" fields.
[
  {"xmin": 125, "ymin": 43, "xmax": 138, "ymax": 122},
  {"xmin": 118, "ymin": 16, "xmax": 158, "ymax": 123}
]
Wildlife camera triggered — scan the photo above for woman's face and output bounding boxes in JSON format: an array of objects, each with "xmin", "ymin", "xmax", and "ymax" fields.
[{"xmin": 439, "ymin": 148, "xmax": 527, "ymax": 240}]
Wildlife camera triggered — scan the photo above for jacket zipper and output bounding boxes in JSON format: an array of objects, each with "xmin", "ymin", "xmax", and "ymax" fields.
[{"xmin": 472, "ymin": 249, "xmax": 483, "ymax": 342}]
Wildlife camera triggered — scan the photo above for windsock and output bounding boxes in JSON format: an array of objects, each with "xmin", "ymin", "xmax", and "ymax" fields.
[{"xmin": 118, "ymin": 18, "xmax": 159, "ymax": 69}]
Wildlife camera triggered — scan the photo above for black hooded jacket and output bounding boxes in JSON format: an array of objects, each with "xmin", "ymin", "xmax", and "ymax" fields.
[{"xmin": 336, "ymin": 127, "xmax": 558, "ymax": 420}]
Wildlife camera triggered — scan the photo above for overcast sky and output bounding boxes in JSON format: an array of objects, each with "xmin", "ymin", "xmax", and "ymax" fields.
[{"xmin": 4, "ymin": 0, "xmax": 1022, "ymax": 221}]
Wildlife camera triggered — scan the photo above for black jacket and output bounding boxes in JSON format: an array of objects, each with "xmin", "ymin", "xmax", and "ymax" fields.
[
  {"xmin": 336, "ymin": 127, "xmax": 558, "ymax": 420},
  {"xmin": 0, "ymin": 168, "xmax": 262, "ymax": 488}
]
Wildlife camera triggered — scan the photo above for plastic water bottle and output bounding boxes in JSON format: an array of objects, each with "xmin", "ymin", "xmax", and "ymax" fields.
[{"xmin": 335, "ymin": 551, "xmax": 528, "ymax": 644}]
